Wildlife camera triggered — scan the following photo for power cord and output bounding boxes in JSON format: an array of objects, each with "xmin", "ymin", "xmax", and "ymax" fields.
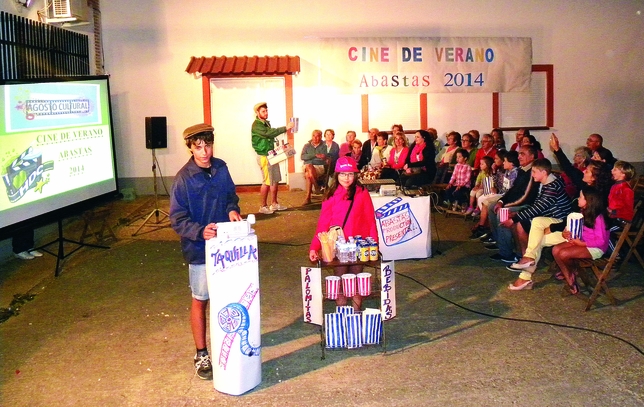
[{"xmin": 395, "ymin": 271, "xmax": 644, "ymax": 356}]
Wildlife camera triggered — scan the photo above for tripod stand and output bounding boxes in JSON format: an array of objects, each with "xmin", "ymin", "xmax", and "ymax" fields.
[{"xmin": 131, "ymin": 148, "xmax": 170, "ymax": 236}]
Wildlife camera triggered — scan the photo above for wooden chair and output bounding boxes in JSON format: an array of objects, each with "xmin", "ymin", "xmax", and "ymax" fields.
[
  {"xmin": 617, "ymin": 198, "xmax": 644, "ymax": 272},
  {"xmin": 577, "ymin": 220, "xmax": 633, "ymax": 311}
]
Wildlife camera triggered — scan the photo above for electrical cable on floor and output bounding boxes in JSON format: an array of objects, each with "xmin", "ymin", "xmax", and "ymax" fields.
[{"xmin": 395, "ymin": 271, "xmax": 644, "ymax": 357}]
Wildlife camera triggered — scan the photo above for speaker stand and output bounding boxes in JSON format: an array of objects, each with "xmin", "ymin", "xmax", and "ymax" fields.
[
  {"xmin": 131, "ymin": 149, "xmax": 170, "ymax": 236},
  {"xmin": 36, "ymin": 218, "xmax": 109, "ymax": 277}
]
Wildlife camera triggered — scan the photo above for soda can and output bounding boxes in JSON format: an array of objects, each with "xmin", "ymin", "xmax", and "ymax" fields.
[
  {"xmin": 368, "ymin": 239, "xmax": 378, "ymax": 261},
  {"xmin": 359, "ymin": 242, "xmax": 369, "ymax": 262}
]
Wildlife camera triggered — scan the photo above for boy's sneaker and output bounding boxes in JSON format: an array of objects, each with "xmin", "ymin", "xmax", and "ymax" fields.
[
  {"xmin": 480, "ymin": 235, "xmax": 496, "ymax": 244},
  {"xmin": 194, "ymin": 353, "xmax": 213, "ymax": 380},
  {"xmin": 469, "ymin": 227, "xmax": 486, "ymax": 240},
  {"xmin": 490, "ymin": 253, "xmax": 519, "ymax": 263},
  {"xmin": 270, "ymin": 203, "xmax": 287, "ymax": 211},
  {"xmin": 259, "ymin": 206, "xmax": 274, "ymax": 215}
]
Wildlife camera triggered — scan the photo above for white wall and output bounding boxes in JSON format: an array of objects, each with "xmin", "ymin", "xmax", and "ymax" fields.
[{"xmin": 52, "ymin": 1, "xmax": 644, "ymax": 187}]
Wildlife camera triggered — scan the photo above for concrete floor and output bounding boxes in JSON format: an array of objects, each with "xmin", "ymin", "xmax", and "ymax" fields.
[{"xmin": 1, "ymin": 190, "xmax": 643, "ymax": 406}]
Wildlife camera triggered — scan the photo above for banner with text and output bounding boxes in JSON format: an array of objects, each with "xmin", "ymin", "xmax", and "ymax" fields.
[{"xmin": 319, "ymin": 37, "xmax": 532, "ymax": 93}]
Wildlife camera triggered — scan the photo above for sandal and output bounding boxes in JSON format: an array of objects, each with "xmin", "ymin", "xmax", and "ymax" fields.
[{"xmin": 553, "ymin": 271, "xmax": 565, "ymax": 281}]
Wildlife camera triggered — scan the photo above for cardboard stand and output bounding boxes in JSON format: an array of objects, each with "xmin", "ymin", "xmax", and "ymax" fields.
[{"xmin": 206, "ymin": 231, "xmax": 261, "ymax": 395}]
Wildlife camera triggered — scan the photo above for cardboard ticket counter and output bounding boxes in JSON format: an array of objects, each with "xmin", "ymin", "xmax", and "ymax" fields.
[
  {"xmin": 370, "ymin": 193, "xmax": 431, "ymax": 260},
  {"xmin": 206, "ymin": 227, "xmax": 261, "ymax": 396}
]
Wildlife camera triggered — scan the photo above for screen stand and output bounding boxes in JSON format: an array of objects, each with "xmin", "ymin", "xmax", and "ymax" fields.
[
  {"xmin": 37, "ymin": 219, "xmax": 109, "ymax": 277},
  {"xmin": 131, "ymin": 148, "xmax": 170, "ymax": 236}
]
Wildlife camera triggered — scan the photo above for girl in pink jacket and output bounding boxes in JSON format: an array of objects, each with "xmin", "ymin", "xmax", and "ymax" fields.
[
  {"xmin": 552, "ymin": 187, "xmax": 609, "ymax": 295},
  {"xmin": 310, "ymin": 157, "xmax": 378, "ymax": 311}
]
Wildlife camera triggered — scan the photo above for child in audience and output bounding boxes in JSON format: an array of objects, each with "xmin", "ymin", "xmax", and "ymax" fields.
[
  {"xmin": 552, "ymin": 188, "xmax": 609, "ymax": 295},
  {"xmin": 470, "ymin": 150, "xmax": 519, "ymax": 239},
  {"xmin": 443, "ymin": 149, "xmax": 472, "ymax": 211},
  {"xmin": 465, "ymin": 156, "xmax": 493, "ymax": 215},
  {"xmin": 608, "ymin": 160, "xmax": 635, "ymax": 222}
]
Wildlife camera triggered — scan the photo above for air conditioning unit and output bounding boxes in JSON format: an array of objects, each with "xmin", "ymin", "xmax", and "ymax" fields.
[{"xmin": 45, "ymin": 0, "xmax": 90, "ymax": 25}]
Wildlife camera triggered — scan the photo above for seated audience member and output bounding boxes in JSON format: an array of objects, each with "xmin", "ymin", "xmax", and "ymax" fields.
[
  {"xmin": 573, "ymin": 146, "xmax": 592, "ymax": 171},
  {"xmin": 369, "ymin": 131, "xmax": 392, "ymax": 169},
  {"xmin": 465, "ymin": 156, "xmax": 493, "ymax": 215},
  {"xmin": 501, "ymin": 159, "xmax": 572, "ymax": 263},
  {"xmin": 388, "ymin": 124, "xmax": 404, "ymax": 146},
  {"xmin": 491, "ymin": 128, "xmax": 506, "ymax": 150},
  {"xmin": 552, "ymin": 188, "xmax": 610, "ymax": 295},
  {"xmin": 427, "ymin": 127, "xmax": 441, "ymax": 155},
  {"xmin": 443, "ymin": 149, "xmax": 472, "ymax": 211},
  {"xmin": 468, "ymin": 129, "xmax": 481, "ymax": 148},
  {"xmin": 521, "ymin": 134, "xmax": 545, "ymax": 159},
  {"xmin": 471, "ymin": 150, "xmax": 518, "ymax": 238},
  {"xmin": 608, "ymin": 160, "xmax": 636, "ymax": 222},
  {"xmin": 473, "ymin": 133, "xmax": 497, "ymax": 171},
  {"xmin": 339, "ymin": 130, "xmax": 357, "ymax": 157},
  {"xmin": 549, "ymin": 133, "xmax": 613, "ymax": 203},
  {"xmin": 485, "ymin": 146, "xmax": 540, "ymax": 263},
  {"xmin": 358, "ymin": 128, "xmax": 378, "ymax": 170},
  {"xmin": 510, "ymin": 128, "xmax": 528, "ymax": 151},
  {"xmin": 12, "ymin": 228, "xmax": 43, "ymax": 260},
  {"xmin": 302, "ymin": 129, "xmax": 329, "ymax": 205},
  {"xmin": 400, "ymin": 130, "xmax": 437, "ymax": 188},
  {"xmin": 348, "ymin": 139, "xmax": 362, "ymax": 162},
  {"xmin": 592, "ymin": 146, "xmax": 616, "ymax": 169},
  {"xmin": 586, "ymin": 133, "xmax": 603, "ymax": 153},
  {"xmin": 435, "ymin": 131, "xmax": 461, "ymax": 182},
  {"xmin": 460, "ymin": 133, "xmax": 478, "ymax": 167},
  {"xmin": 323, "ymin": 129, "xmax": 340, "ymax": 172},
  {"xmin": 381, "ymin": 131, "xmax": 409, "ymax": 181}
]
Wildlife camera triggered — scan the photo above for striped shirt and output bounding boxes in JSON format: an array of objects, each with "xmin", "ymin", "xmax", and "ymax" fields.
[{"xmin": 514, "ymin": 173, "xmax": 572, "ymax": 222}]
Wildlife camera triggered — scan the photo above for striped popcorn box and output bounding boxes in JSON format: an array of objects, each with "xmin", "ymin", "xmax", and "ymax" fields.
[
  {"xmin": 482, "ymin": 176, "xmax": 493, "ymax": 196},
  {"xmin": 498, "ymin": 207, "xmax": 510, "ymax": 222},
  {"xmin": 341, "ymin": 274, "xmax": 357, "ymax": 297},
  {"xmin": 356, "ymin": 272, "xmax": 372, "ymax": 296},
  {"xmin": 325, "ymin": 312, "xmax": 347, "ymax": 348},
  {"xmin": 325, "ymin": 276, "xmax": 341, "ymax": 300},
  {"xmin": 361, "ymin": 308, "xmax": 383, "ymax": 345},
  {"xmin": 335, "ymin": 305, "xmax": 354, "ymax": 316},
  {"xmin": 567, "ymin": 212, "xmax": 584, "ymax": 240},
  {"xmin": 345, "ymin": 314, "xmax": 363, "ymax": 349}
]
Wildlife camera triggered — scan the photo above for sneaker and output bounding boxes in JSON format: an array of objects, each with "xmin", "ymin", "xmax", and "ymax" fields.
[
  {"xmin": 464, "ymin": 207, "xmax": 475, "ymax": 215},
  {"xmin": 490, "ymin": 253, "xmax": 519, "ymax": 263},
  {"xmin": 14, "ymin": 251, "xmax": 35, "ymax": 260},
  {"xmin": 480, "ymin": 236, "xmax": 496, "ymax": 244},
  {"xmin": 442, "ymin": 200, "xmax": 451, "ymax": 207},
  {"xmin": 270, "ymin": 203, "xmax": 287, "ymax": 211},
  {"xmin": 472, "ymin": 208, "xmax": 481, "ymax": 217},
  {"xmin": 29, "ymin": 250, "xmax": 43, "ymax": 257},
  {"xmin": 506, "ymin": 265, "xmax": 524, "ymax": 272},
  {"xmin": 484, "ymin": 244, "xmax": 499, "ymax": 251},
  {"xmin": 194, "ymin": 353, "xmax": 213, "ymax": 380},
  {"xmin": 259, "ymin": 206, "xmax": 274, "ymax": 215},
  {"xmin": 469, "ymin": 227, "xmax": 489, "ymax": 240}
]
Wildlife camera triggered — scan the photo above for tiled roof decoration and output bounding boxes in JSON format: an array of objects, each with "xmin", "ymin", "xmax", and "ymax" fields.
[{"xmin": 185, "ymin": 55, "xmax": 300, "ymax": 76}]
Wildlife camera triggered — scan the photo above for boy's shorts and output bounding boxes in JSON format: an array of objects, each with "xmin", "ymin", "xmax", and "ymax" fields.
[
  {"xmin": 256, "ymin": 155, "xmax": 281, "ymax": 186},
  {"xmin": 189, "ymin": 263, "xmax": 209, "ymax": 300}
]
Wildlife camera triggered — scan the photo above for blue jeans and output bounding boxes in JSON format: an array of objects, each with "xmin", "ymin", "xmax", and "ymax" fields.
[{"xmin": 488, "ymin": 205, "xmax": 526, "ymax": 258}]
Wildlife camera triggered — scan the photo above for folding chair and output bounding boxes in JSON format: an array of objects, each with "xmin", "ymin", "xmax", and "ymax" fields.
[
  {"xmin": 617, "ymin": 198, "xmax": 644, "ymax": 272},
  {"xmin": 577, "ymin": 220, "xmax": 633, "ymax": 311}
]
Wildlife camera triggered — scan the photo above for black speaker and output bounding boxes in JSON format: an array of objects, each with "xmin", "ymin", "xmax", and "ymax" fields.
[{"xmin": 145, "ymin": 116, "xmax": 167, "ymax": 149}]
